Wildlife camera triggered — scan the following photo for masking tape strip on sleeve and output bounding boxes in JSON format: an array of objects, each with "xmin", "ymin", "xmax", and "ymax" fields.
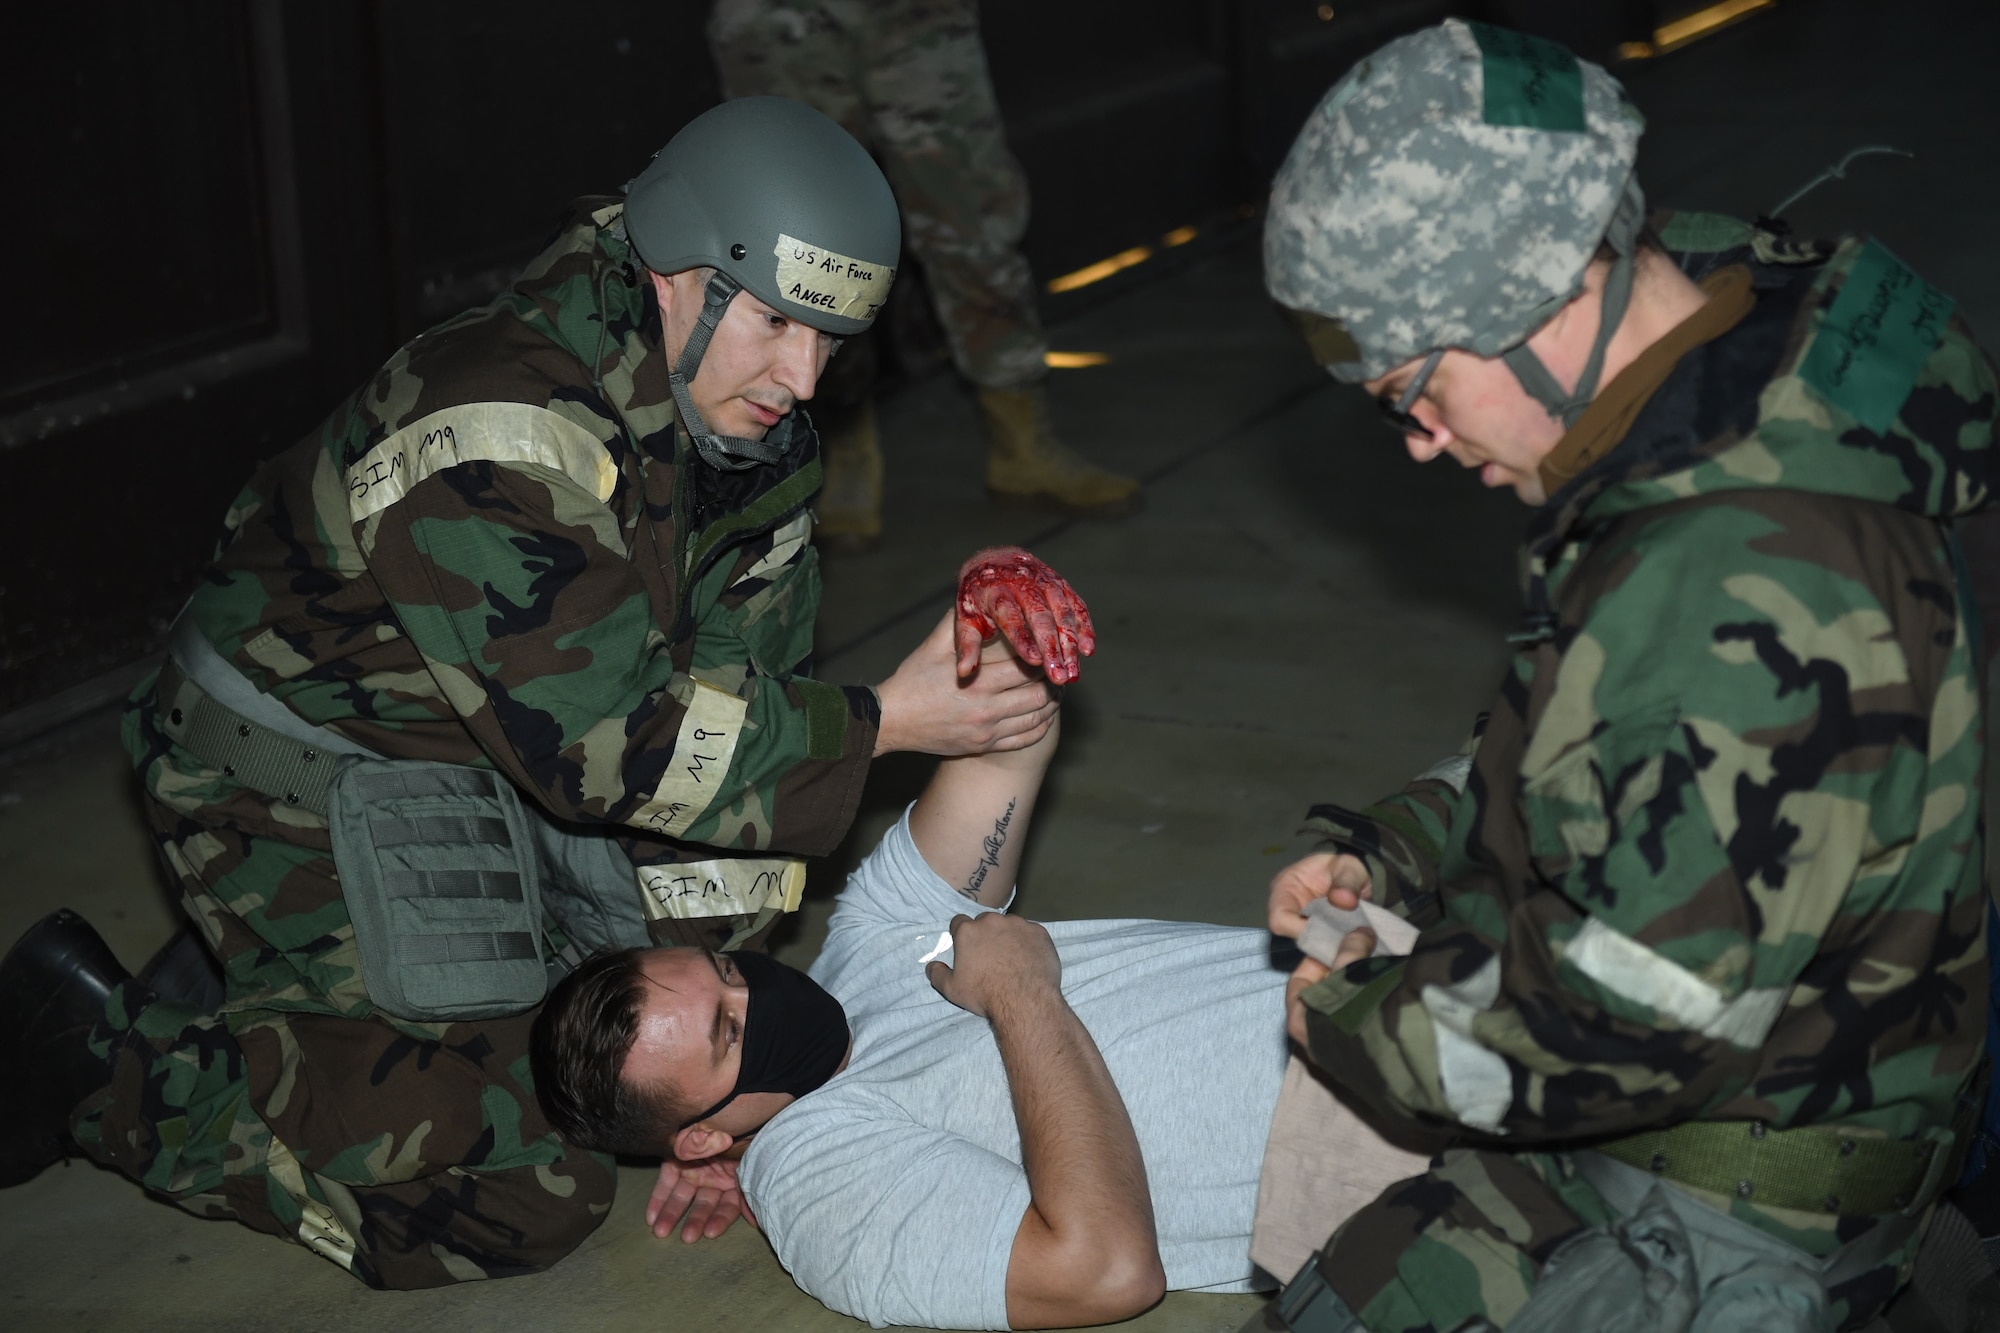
[
  {"xmin": 264, "ymin": 1136, "xmax": 358, "ymax": 1272},
  {"xmin": 1565, "ymin": 917, "xmax": 1725, "ymax": 1030},
  {"xmin": 635, "ymin": 856, "xmax": 807, "ymax": 921},
  {"xmin": 345, "ymin": 402, "xmax": 618, "ymax": 522},
  {"xmin": 628, "ymin": 680, "xmax": 750, "ymax": 839}
]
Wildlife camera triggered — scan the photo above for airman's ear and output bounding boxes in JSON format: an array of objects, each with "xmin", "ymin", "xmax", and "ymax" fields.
[
  {"xmin": 673, "ymin": 1121, "xmax": 733, "ymax": 1163},
  {"xmin": 647, "ymin": 268, "xmax": 678, "ymax": 320}
]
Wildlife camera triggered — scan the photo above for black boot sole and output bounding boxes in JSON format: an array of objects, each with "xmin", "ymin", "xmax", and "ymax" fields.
[{"xmin": 0, "ymin": 910, "xmax": 130, "ymax": 1188}]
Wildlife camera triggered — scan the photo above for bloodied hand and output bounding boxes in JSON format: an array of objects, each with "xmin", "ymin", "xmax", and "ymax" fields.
[{"xmin": 955, "ymin": 547, "xmax": 1096, "ymax": 684}]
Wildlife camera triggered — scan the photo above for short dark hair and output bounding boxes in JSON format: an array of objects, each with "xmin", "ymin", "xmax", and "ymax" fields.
[{"xmin": 530, "ymin": 947, "xmax": 694, "ymax": 1157}]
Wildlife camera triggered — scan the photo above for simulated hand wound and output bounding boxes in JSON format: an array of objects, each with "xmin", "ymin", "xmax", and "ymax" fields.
[{"xmin": 955, "ymin": 546, "xmax": 1096, "ymax": 684}]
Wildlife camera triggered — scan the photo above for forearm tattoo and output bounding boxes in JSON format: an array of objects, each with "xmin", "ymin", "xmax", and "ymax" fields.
[{"xmin": 961, "ymin": 799, "xmax": 1018, "ymax": 901}]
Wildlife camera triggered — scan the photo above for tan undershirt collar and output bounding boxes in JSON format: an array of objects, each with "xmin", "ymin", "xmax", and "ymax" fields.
[{"xmin": 1535, "ymin": 264, "xmax": 1758, "ymax": 498}]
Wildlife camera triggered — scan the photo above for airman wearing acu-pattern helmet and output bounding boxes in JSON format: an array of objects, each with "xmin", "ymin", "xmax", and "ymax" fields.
[{"xmin": 1255, "ymin": 19, "xmax": 1996, "ymax": 1333}]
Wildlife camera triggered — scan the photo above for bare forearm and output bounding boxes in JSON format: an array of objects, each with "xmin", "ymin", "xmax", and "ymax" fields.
[
  {"xmin": 992, "ymin": 986, "xmax": 1162, "ymax": 1328},
  {"xmin": 909, "ymin": 714, "xmax": 1059, "ymax": 906}
]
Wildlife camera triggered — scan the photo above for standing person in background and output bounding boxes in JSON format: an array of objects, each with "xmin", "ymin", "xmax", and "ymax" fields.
[{"xmin": 708, "ymin": 0, "xmax": 1143, "ymax": 552}]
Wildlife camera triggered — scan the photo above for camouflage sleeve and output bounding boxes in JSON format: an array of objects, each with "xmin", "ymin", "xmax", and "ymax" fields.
[
  {"xmin": 1300, "ymin": 495, "xmax": 1979, "ymax": 1143},
  {"xmin": 1299, "ymin": 718, "xmax": 1487, "ymax": 927},
  {"xmin": 351, "ymin": 428, "xmax": 873, "ymax": 857}
]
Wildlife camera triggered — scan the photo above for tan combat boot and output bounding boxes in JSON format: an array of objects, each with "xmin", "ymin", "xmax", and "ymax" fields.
[
  {"xmin": 979, "ymin": 385, "xmax": 1142, "ymax": 516},
  {"xmin": 813, "ymin": 398, "xmax": 883, "ymax": 554}
]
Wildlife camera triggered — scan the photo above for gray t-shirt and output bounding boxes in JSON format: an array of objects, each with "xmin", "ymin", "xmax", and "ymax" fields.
[{"xmin": 739, "ymin": 808, "xmax": 1290, "ymax": 1330}]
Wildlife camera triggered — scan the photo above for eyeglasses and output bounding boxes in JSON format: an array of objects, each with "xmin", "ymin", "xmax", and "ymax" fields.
[{"xmin": 1375, "ymin": 349, "xmax": 1443, "ymax": 440}]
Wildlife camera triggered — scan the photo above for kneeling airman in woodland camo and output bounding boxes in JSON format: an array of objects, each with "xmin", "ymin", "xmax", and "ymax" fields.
[{"xmin": 0, "ymin": 96, "xmax": 1069, "ymax": 1288}]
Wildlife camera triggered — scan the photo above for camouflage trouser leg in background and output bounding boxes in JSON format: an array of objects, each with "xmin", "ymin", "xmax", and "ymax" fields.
[
  {"xmin": 1306, "ymin": 1149, "xmax": 1603, "ymax": 1332},
  {"xmin": 709, "ymin": 0, "xmax": 1049, "ymax": 389},
  {"xmin": 71, "ymin": 794, "xmax": 617, "ymax": 1289}
]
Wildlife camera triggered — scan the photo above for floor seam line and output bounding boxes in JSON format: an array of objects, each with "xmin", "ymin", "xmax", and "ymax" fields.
[{"xmin": 819, "ymin": 375, "xmax": 1332, "ymax": 669}]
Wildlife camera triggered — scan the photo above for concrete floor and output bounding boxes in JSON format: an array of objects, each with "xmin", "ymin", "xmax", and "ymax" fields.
[{"xmin": 4, "ymin": 1, "xmax": 1995, "ymax": 1328}]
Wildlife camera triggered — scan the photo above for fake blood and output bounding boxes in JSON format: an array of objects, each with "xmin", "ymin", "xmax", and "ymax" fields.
[{"xmin": 955, "ymin": 546, "xmax": 1096, "ymax": 685}]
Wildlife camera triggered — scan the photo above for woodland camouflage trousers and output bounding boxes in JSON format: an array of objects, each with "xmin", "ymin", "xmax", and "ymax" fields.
[
  {"xmin": 1292, "ymin": 1148, "xmax": 1904, "ymax": 1331},
  {"xmin": 71, "ymin": 792, "xmax": 616, "ymax": 1289}
]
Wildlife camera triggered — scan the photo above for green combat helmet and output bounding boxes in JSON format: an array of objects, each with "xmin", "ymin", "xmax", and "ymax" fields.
[
  {"xmin": 1264, "ymin": 19, "xmax": 1647, "ymax": 427},
  {"xmin": 625, "ymin": 96, "xmax": 901, "ymax": 470}
]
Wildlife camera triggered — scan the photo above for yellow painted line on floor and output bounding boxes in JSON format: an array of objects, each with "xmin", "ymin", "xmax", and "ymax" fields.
[
  {"xmin": 1047, "ymin": 245, "xmax": 1154, "ymax": 294},
  {"xmin": 1044, "ymin": 351, "xmax": 1111, "ymax": 369},
  {"xmin": 1044, "ymin": 224, "xmax": 1207, "ymax": 294},
  {"xmin": 1654, "ymin": 0, "xmax": 1776, "ymax": 54}
]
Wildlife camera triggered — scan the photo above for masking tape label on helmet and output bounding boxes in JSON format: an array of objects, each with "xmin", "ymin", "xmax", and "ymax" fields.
[
  {"xmin": 635, "ymin": 856, "xmax": 806, "ymax": 920},
  {"xmin": 773, "ymin": 234, "xmax": 894, "ymax": 322}
]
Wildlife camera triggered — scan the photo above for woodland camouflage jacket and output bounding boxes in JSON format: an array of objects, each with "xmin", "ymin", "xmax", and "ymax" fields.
[
  {"xmin": 148, "ymin": 199, "xmax": 878, "ymax": 878},
  {"xmin": 1299, "ymin": 214, "xmax": 1998, "ymax": 1241}
]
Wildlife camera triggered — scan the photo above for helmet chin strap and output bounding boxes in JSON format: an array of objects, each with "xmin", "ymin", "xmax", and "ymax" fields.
[
  {"xmin": 1500, "ymin": 176, "xmax": 1646, "ymax": 430},
  {"xmin": 669, "ymin": 271, "xmax": 805, "ymax": 471}
]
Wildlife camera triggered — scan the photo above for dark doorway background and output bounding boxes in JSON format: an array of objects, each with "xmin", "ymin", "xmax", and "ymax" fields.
[{"xmin": 0, "ymin": 0, "xmax": 1696, "ymax": 724}]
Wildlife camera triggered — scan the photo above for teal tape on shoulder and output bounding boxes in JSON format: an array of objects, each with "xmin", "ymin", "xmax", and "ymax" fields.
[
  {"xmin": 1800, "ymin": 238, "xmax": 1955, "ymax": 434},
  {"xmin": 1469, "ymin": 22, "xmax": 1585, "ymax": 131}
]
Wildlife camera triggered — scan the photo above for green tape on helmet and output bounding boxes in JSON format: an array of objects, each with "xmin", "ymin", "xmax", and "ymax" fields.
[{"xmin": 1469, "ymin": 22, "xmax": 1586, "ymax": 131}]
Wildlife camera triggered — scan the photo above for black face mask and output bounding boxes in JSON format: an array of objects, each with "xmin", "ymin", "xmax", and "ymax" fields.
[{"xmin": 684, "ymin": 949, "xmax": 849, "ymax": 1127}]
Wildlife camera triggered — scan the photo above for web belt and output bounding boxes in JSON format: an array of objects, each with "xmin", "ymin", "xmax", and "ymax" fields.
[
  {"xmin": 155, "ymin": 615, "xmax": 375, "ymax": 817},
  {"xmin": 1594, "ymin": 1103, "xmax": 1972, "ymax": 1218}
]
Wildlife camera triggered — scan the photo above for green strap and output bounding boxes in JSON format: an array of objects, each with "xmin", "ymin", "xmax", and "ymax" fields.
[
  {"xmin": 352, "ymin": 768, "xmax": 498, "ymax": 802},
  {"xmin": 1595, "ymin": 1118, "xmax": 1953, "ymax": 1217},
  {"xmin": 367, "ymin": 815, "xmax": 512, "ymax": 849},
  {"xmin": 1314, "ymin": 963, "xmax": 1405, "ymax": 1037},
  {"xmin": 383, "ymin": 869, "xmax": 523, "ymax": 902},
  {"xmin": 395, "ymin": 933, "xmax": 539, "ymax": 966}
]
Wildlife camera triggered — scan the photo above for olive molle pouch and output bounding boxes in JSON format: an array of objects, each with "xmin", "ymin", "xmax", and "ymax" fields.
[{"xmin": 328, "ymin": 758, "xmax": 552, "ymax": 1022}]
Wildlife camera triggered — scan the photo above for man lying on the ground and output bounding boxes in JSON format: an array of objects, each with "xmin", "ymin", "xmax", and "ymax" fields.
[{"xmin": 532, "ymin": 639, "xmax": 1293, "ymax": 1331}]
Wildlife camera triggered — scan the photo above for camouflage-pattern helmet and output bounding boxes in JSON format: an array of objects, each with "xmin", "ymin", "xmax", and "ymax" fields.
[
  {"xmin": 1264, "ymin": 19, "xmax": 1646, "ymax": 400},
  {"xmin": 626, "ymin": 96, "xmax": 900, "ymax": 337}
]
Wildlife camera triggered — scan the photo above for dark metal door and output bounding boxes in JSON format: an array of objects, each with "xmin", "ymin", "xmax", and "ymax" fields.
[{"xmin": 1, "ymin": 0, "xmax": 1460, "ymax": 726}]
